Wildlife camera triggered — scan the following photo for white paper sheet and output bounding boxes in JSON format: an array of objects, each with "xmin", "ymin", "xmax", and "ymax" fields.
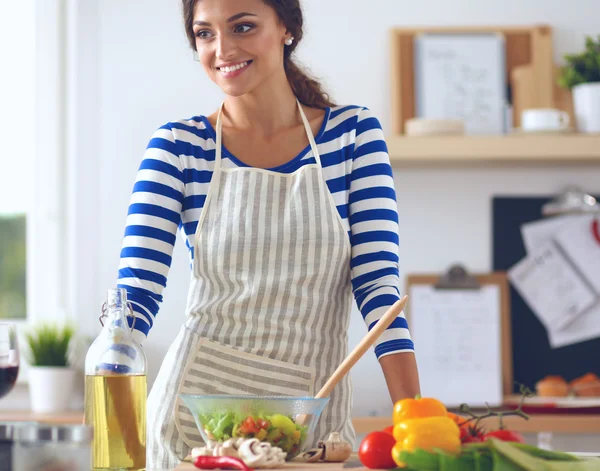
[
  {"xmin": 547, "ymin": 302, "xmax": 600, "ymax": 348},
  {"xmin": 520, "ymin": 215, "xmax": 581, "ymax": 254},
  {"xmin": 554, "ymin": 215, "xmax": 600, "ymax": 294},
  {"xmin": 409, "ymin": 285, "xmax": 503, "ymax": 407},
  {"xmin": 507, "ymin": 241, "xmax": 597, "ymax": 332}
]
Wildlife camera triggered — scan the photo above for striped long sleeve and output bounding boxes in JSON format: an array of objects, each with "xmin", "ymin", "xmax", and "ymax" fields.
[
  {"xmin": 117, "ymin": 124, "xmax": 185, "ymax": 339},
  {"xmin": 115, "ymin": 105, "xmax": 414, "ymax": 355},
  {"xmin": 349, "ymin": 108, "xmax": 414, "ymax": 359}
]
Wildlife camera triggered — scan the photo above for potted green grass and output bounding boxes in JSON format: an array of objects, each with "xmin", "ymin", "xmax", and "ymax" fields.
[
  {"xmin": 558, "ymin": 35, "xmax": 600, "ymax": 133},
  {"xmin": 24, "ymin": 322, "xmax": 76, "ymax": 413}
]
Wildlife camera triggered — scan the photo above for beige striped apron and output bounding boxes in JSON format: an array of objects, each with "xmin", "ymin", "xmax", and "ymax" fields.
[{"xmin": 146, "ymin": 100, "xmax": 355, "ymax": 468}]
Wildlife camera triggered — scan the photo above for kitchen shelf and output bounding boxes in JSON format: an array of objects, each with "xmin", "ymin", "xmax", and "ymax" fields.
[{"xmin": 386, "ymin": 134, "xmax": 600, "ymax": 166}]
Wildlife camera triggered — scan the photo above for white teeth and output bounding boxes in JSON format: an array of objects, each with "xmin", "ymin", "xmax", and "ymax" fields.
[{"xmin": 220, "ymin": 61, "xmax": 249, "ymax": 73}]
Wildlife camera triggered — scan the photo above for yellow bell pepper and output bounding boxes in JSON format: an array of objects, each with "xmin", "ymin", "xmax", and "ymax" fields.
[
  {"xmin": 391, "ymin": 416, "xmax": 461, "ymax": 467},
  {"xmin": 392, "ymin": 396, "xmax": 448, "ymax": 424}
]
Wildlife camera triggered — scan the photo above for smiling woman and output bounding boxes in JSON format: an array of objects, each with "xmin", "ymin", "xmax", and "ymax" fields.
[
  {"xmin": 181, "ymin": 0, "xmax": 334, "ymax": 109},
  {"xmin": 115, "ymin": 0, "xmax": 420, "ymax": 468}
]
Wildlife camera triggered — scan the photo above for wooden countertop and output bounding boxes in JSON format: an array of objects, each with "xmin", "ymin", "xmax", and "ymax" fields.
[
  {"xmin": 1, "ymin": 410, "xmax": 600, "ymax": 434},
  {"xmin": 0, "ymin": 410, "xmax": 84, "ymax": 424}
]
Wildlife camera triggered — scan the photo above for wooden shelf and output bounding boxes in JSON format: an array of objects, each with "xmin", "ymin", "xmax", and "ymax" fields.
[{"xmin": 386, "ymin": 134, "xmax": 600, "ymax": 166}]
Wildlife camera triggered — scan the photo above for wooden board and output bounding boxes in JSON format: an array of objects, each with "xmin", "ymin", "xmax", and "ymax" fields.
[
  {"xmin": 390, "ymin": 25, "xmax": 555, "ymax": 134},
  {"xmin": 174, "ymin": 455, "xmax": 370, "ymax": 471}
]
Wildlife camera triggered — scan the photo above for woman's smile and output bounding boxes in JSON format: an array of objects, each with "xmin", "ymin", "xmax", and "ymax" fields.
[{"xmin": 216, "ymin": 59, "xmax": 254, "ymax": 78}]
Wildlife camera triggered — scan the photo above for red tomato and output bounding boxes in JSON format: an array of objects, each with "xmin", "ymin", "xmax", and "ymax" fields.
[
  {"xmin": 484, "ymin": 429, "xmax": 525, "ymax": 443},
  {"xmin": 461, "ymin": 431, "xmax": 484, "ymax": 443},
  {"xmin": 459, "ymin": 423, "xmax": 485, "ymax": 444},
  {"xmin": 257, "ymin": 419, "xmax": 270, "ymax": 430},
  {"xmin": 358, "ymin": 431, "xmax": 396, "ymax": 469},
  {"xmin": 382, "ymin": 426, "xmax": 394, "ymax": 436},
  {"xmin": 238, "ymin": 416, "xmax": 259, "ymax": 435}
]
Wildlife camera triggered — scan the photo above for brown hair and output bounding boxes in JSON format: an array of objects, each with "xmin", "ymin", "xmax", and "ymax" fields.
[{"xmin": 181, "ymin": 0, "xmax": 335, "ymax": 109}]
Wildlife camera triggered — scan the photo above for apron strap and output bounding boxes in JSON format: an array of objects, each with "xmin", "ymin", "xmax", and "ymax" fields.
[
  {"xmin": 194, "ymin": 103, "xmax": 225, "ymax": 252},
  {"xmin": 296, "ymin": 99, "xmax": 323, "ymax": 167},
  {"xmin": 215, "ymin": 102, "xmax": 225, "ymax": 174},
  {"xmin": 216, "ymin": 99, "xmax": 321, "ymax": 168}
]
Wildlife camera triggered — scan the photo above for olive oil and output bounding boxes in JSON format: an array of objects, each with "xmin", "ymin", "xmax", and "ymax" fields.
[{"xmin": 84, "ymin": 374, "xmax": 146, "ymax": 470}]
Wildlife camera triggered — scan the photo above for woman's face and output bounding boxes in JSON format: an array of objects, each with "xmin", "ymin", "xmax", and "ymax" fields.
[{"xmin": 192, "ymin": 0, "xmax": 289, "ymax": 97}]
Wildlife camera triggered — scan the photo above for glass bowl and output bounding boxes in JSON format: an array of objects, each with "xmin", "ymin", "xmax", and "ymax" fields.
[{"xmin": 179, "ymin": 394, "xmax": 329, "ymax": 459}]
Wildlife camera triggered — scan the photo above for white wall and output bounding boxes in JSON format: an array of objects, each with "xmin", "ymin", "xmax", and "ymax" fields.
[{"xmin": 70, "ymin": 0, "xmax": 600, "ymax": 419}]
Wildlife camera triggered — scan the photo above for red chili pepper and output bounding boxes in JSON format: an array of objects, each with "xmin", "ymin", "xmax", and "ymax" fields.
[
  {"xmin": 193, "ymin": 456, "xmax": 253, "ymax": 471},
  {"xmin": 592, "ymin": 219, "xmax": 600, "ymax": 245}
]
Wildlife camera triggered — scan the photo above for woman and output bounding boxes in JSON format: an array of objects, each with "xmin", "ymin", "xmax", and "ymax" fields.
[{"xmin": 117, "ymin": 0, "xmax": 420, "ymax": 467}]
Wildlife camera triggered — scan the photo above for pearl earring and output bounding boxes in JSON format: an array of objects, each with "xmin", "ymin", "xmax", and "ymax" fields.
[{"xmin": 285, "ymin": 37, "xmax": 294, "ymax": 46}]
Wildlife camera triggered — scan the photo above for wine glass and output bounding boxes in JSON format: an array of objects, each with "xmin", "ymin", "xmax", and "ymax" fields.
[{"xmin": 0, "ymin": 323, "xmax": 19, "ymax": 399}]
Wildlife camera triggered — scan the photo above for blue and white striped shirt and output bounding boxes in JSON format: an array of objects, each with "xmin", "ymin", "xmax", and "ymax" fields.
[{"xmin": 117, "ymin": 105, "xmax": 414, "ymax": 360}]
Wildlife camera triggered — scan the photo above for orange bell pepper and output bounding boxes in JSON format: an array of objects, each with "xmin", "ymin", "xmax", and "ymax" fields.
[
  {"xmin": 392, "ymin": 395, "xmax": 448, "ymax": 424},
  {"xmin": 391, "ymin": 416, "xmax": 461, "ymax": 467}
]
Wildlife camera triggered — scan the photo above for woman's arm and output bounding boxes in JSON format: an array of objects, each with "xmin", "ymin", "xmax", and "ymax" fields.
[
  {"xmin": 349, "ymin": 107, "xmax": 420, "ymax": 403},
  {"xmin": 380, "ymin": 352, "xmax": 421, "ymax": 403},
  {"xmin": 117, "ymin": 123, "xmax": 185, "ymax": 342}
]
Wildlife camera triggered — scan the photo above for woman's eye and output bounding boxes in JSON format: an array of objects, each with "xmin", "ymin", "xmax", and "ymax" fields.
[
  {"xmin": 195, "ymin": 30, "xmax": 213, "ymax": 39},
  {"xmin": 233, "ymin": 23, "xmax": 254, "ymax": 34}
]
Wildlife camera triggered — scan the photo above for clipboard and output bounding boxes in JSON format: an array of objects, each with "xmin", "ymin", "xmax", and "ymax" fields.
[{"xmin": 406, "ymin": 265, "xmax": 512, "ymax": 407}]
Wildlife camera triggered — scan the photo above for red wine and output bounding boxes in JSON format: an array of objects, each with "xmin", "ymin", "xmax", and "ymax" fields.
[{"xmin": 0, "ymin": 365, "xmax": 18, "ymax": 398}]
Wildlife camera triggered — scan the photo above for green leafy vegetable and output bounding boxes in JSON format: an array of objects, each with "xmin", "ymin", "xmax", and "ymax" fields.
[{"xmin": 397, "ymin": 439, "xmax": 600, "ymax": 471}]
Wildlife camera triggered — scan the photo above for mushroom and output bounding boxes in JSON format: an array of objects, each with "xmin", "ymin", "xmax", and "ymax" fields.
[
  {"xmin": 213, "ymin": 438, "xmax": 242, "ymax": 457},
  {"xmin": 300, "ymin": 448, "xmax": 324, "ymax": 462},
  {"xmin": 318, "ymin": 432, "xmax": 353, "ymax": 462},
  {"xmin": 238, "ymin": 438, "xmax": 287, "ymax": 468},
  {"xmin": 192, "ymin": 438, "xmax": 286, "ymax": 469},
  {"xmin": 191, "ymin": 446, "xmax": 213, "ymax": 458}
]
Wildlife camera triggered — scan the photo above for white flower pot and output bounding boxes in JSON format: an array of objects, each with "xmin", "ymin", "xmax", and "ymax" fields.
[
  {"xmin": 572, "ymin": 82, "xmax": 600, "ymax": 133},
  {"xmin": 28, "ymin": 366, "xmax": 76, "ymax": 413}
]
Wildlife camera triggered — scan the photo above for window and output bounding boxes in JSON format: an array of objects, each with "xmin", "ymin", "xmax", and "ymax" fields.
[
  {"xmin": 1, "ymin": 1, "xmax": 66, "ymax": 326},
  {"xmin": 0, "ymin": 1, "xmax": 35, "ymax": 320},
  {"xmin": 0, "ymin": 216, "xmax": 27, "ymax": 319}
]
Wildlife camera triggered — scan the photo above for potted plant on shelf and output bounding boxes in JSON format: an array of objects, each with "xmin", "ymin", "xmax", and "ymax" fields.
[
  {"xmin": 558, "ymin": 35, "xmax": 600, "ymax": 133},
  {"xmin": 24, "ymin": 322, "xmax": 76, "ymax": 413}
]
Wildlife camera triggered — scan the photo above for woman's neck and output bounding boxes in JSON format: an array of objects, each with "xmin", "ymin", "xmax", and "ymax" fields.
[{"xmin": 222, "ymin": 72, "xmax": 300, "ymax": 137}]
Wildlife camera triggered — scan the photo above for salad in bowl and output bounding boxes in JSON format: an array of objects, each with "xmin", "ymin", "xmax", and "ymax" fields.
[{"xmin": 180, "ymin": 394, "xmax": 329, "ymax": 459}]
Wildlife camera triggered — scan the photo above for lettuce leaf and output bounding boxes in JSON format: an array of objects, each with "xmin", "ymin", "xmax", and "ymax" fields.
[{"xmin": 395, "ymin": 439, "xmax": 600, "ymax": 471}]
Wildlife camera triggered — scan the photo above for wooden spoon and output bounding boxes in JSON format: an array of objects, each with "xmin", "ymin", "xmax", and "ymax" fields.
[{"xmin": 297, "ymin": 295, "xmax": 409, "ymax": 426}]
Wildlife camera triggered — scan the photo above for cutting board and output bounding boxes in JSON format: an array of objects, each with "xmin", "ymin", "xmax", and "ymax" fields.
[{"xmin": 174, "ymin": 455, "xmax": 369, "ymax": 471}]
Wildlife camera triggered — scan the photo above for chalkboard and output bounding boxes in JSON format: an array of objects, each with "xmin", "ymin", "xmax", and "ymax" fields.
[
  {"xmin": 414, "ymin": 33, "xmax": 507, "ymax": 135},
  {"xmin": 492, "ymin": 196, "xmax": 600, "ymax": 393}
]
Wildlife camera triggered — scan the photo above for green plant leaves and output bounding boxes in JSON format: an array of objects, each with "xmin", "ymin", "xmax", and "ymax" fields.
[
  {"xmin": 558, "ymin": 35, "xmax": 600, "ymax": 88},
  {"xmin": 24, "ymin": 322, "xmax": 75, "ymax": 367}
]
